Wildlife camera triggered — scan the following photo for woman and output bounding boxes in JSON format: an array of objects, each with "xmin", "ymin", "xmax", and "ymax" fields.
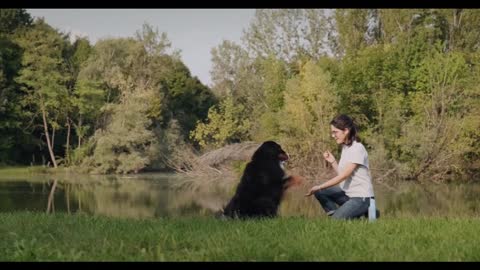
[{"xmin": 305, "ymin": 114, "xmax": 378, "ymax": 219}]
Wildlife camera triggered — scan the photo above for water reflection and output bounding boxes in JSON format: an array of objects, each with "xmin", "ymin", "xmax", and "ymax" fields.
[
  {"xmin": 0, "ymin": 173, "xmax": 479, "ymax": 218},
  {"xmin": 0, "ymin": 173, "xmax": 231, "ymax": 219},
  {"xmin": 279, "ymin": 181, "xmax": 480, "ymax": 218}
]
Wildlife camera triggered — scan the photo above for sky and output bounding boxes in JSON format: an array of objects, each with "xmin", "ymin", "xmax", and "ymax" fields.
[{"xmin": 26, "ymin": 9, "xmax": 256, "ymax": 87}]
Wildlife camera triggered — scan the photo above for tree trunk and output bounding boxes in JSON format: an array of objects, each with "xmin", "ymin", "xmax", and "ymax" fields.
[
  {"xmin": 51, "ymin": 125, "xmax": 55, "ymax": 151},
  {"xmin": 41, "ymin": 103, "xmax": 58, "ymax": 168},
  {"xmin": 77, "ymin": 117, "xmax": 82, "ymax": 148},
  {"xmin": 66, "ymin": 117, "xmax": 71, "ymax": 164}
]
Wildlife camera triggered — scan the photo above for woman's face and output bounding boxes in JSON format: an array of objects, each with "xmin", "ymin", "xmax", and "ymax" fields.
[{"xmin": 330, "ymin": 125, "xmax": 349, "ymax": 145}]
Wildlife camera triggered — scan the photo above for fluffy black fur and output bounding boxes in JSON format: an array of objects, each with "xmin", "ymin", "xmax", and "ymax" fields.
[{"xmin": 222, "ymin": 141, "xmax": 292, "ymax": 219}]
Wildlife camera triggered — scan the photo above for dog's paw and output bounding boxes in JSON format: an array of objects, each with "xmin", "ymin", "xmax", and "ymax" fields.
[
  {"xmin": 290, "ymin": 175, "xmax": 304, "ymax": 185},
  {"xmin": 284, "ymin": 175, "xmax": 304, "ymax": 189}
]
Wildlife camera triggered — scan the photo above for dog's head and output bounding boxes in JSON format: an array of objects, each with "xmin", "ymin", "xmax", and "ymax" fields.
[{"xmin": 252, "ymin": 141, "xmax": 289, "ymax": 162}]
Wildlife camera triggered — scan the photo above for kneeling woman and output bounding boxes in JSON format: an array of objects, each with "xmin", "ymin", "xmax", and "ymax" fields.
[{"xmin": 306, "ymin": 114, "xmax": 377, "ymax": 219}]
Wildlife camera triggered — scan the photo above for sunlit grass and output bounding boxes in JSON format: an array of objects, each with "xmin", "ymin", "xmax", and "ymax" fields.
[
  {"xmin": 0, "ymin": 166, "xmax": 50, "ymax": 176},
  {"xmin": 1, "ymin": 212, "xmax": 480, "ymax": 261}
]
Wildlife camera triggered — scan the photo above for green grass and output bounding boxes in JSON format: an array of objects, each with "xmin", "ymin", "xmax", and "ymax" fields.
[
  {"xmin": 1, "ymin": 212, "xmax": 480, "ymax": 261},
  {"xmin": 0, "ymin": 166, "xmax": 56, "ymax": 176},
  {"xmin": 0, "ymin": 166, "xmax": 79, "ymax": 182}
]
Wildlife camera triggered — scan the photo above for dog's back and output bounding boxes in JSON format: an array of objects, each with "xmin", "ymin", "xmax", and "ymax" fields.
[{"xmin": 223, "ymin": 153, "xmax": 286, "ymax": 218}]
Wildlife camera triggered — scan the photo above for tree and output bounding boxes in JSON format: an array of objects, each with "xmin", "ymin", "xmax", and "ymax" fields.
[
  {"xmin": 210, "ymin": 40, "xmax": 254, "ymax": 99},
  {"xmin": 278, "ymin": 60, "xmax": 338, "ymax": 169},
  {"xmin": 71, "ymin": 79, "xmax": 104, "ymax": 149},
  {"xmin": 261, "ymin": 55, "xmax": 288, "ymax": 112},
  {"xmin": 63, "ymin": 37, "xmax": 94, "ymax": 163},
  {"xmin": 334, "ymin": 9, "xmax": 370, "ymax": 56},
  {"xmin": 375, "ymin": 9, "xmax": 422, "ymax": 44},
  {"xmin": 190, "ymin": 96, "xmax": 251, "ymax": 149},
  {"xmin": 0, "ymin": 37, "xmax": 23, "ymax": 163},
  {"xmin": 76, "ymin": 23, "xmax": 216, "ymax": 173},
  {"xmin": 242, "ymin": 9, "xmax": 333, "ymax": 63},
  {"xmin": 85, "ymin": 89, "xmax": 158, "ymax": 174},
  {"xmin": 76, "ymin": 36, "xmax": 158, "ymax": 173},
  {"xmin": 134, "ymin": 23, "xmax": 172, "ymax": 56},
  {"xmin": 250, "ymin": 55, "xmax": 289, "ymax": 141},
  {"xmin": 436, "ymin": 9, "xmax": 480, "ymax": 52},
  {"xmin": 14, "ymin": 19, "xmax": 71, "ymax": 168},
  {"xmin": 70, "ymin": 37, "xmax": 92, "ymax": 77},
  {"xmin": 0, "ymin": 9, "xmax": 32, "ymax": 164},
  {"xmin": 0, "ymin": 9, "xmax": 32, "ymax": 35},
  {"xmin": 398, "ymin": 46, "xmax": 477, "ymax": 181},
  {"xmin": 160, "ymin": 60, "xmax": 217, "ymax": 138}
]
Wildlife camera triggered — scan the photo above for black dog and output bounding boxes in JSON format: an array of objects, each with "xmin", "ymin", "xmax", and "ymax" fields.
[{"xmin": 222, "ymin": 141, "xmax": 298, "ymax": 219}]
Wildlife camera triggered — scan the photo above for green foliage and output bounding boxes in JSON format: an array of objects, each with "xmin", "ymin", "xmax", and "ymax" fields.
[
  {"xmin": 0, "ymin": 9, "xmax": 32, "ymax": 35},
  {"xmin": 190, "ymin": 96, "xmax": 251, "ymax": 149},
  {"xmin": 70, "ymin": 38, "xmax": 93, "ymax": 76},
  {"xmin": 134, "ymin": 23, "xmax": 172, "ymax": 56},
  {"xmin": 73, "ymin": 79, "xmax": 105, "ymax": 119},
  {"xmin": 14, "ymin": 19, "xmax": 71, "ymax": 109},
  {"xmin": 261, "ymin": 55, "xmax": 288, "ymax": 112},
  {"xmin": 12, "ymin": 18, "xmax": 73, "ymax": 167},
  {"xmin": 275, "ymin": 60, "xmax": 338, "ymax": 168},
  {"xmin": 210, "ymin": 40, "xmax": 260, "ymax": 101},
  {"xmin": 85, "ymin": 91, "xmax": 158, "ymax": 174},
  {"xmin": 73, "ymin": 36, "xmax": 160, "ymax": 173},
  {"xmin": 0, "ymin": 36, "xmax": 24, "ymax": 162},
  {"xmin": 70, "ymin": 23, "xmax": 217, "ymax": 173},
  {"xmin": 71, "ymin": 78, "xmax": 105, "ymax": 150},
  {"xmin": 161, "ymin": 61, "xmax": 217, "ymax": 136},
  {"xmin": 439, "ymin": 9, "xmax": 480, "ymax": 52},
  {"xmin": 243, "ymin": 9, "xmax": 332, "ymax": 62},
  {"xmin": 1, "ymin": 10, "xmax": 479, "ymax": 182},
  {"xmin": 334, "ymin": 9, "xmax": 370, "ymax": 56},
  {"xmin": 395, "ymin": 46, "xmax": 477, "ymax": 180},
  {"xmin": 201, "ymin": 9, "xmax": 480, "ymax": 182},
  {"xmin": 248, "ymin": 56, "xmax": 289, "ymax": 141},
  {"xmin": 69, "ymin": 139, "xmax": 95, "ymax": 166}
]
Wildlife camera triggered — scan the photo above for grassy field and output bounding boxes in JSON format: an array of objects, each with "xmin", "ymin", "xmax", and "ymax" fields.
[
  {"xmin": 1, "ymin": 212, "xmax": 480, "ymax": 261},
  {"xmin": 0, "ymin": 166, "xmax": 58, "ymax": 177}
]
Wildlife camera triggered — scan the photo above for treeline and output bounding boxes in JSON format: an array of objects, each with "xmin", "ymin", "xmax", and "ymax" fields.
[
  {"xmin": 1, "ymin": 9, "xmax": 479, "ymax": 182},
  {"xmin": 0, "ymin": 9, "xmax": 216, "ymax": 173},
  {"xmin": 190, "ymin": 9, "xmax": 479, "ymax": 182}
]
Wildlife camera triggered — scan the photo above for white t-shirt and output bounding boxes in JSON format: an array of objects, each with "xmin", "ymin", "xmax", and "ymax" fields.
[{"xmin": 337, "ymin": 140, "xmax": 374, "ymax": 198}]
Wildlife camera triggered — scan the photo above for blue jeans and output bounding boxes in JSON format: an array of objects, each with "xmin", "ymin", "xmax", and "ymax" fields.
[{"xmin": 314, "ymin": 186, "xmax": 370, "ymax": 220}]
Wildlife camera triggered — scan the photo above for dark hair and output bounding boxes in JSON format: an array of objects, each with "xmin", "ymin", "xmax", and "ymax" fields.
[{"xmin": 330, "ymin": 114, "xmax": 360, "ymax": 146}]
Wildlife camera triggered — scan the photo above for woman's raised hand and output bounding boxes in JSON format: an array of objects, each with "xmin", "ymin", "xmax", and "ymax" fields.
[{"xmin": 323, "ymin": 150, "xmax": 336, "ymax": 164}]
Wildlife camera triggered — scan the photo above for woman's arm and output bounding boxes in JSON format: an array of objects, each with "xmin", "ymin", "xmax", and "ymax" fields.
[
  {"xmin": 305, "ymin": 162, "xmax": 358, "ymax": 196},
  {"xmin": 330, "ymin": 160, "xmax": 339, "ymax": 174},
  {"xmin": 323, "ymin": 150, "xmax": 339, "ymax": 174}
]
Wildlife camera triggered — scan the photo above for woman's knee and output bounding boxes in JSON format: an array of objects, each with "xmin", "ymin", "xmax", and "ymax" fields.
[
  {"xmin": 331, "ymin": 199, "xmax": 368, "ymax": 219},
  {"xmin": 313, "ymin": 189, "xmax": 328, "ymax": 201}
]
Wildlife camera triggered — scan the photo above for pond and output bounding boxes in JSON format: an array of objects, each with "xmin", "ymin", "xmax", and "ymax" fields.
[
  {"xmin": 1, "ymin": 172, "xmax": 479, "ymax": 219},
  {"xmin": 0, "ymin": 172, "xmax": 231, "ymax": 219}
]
